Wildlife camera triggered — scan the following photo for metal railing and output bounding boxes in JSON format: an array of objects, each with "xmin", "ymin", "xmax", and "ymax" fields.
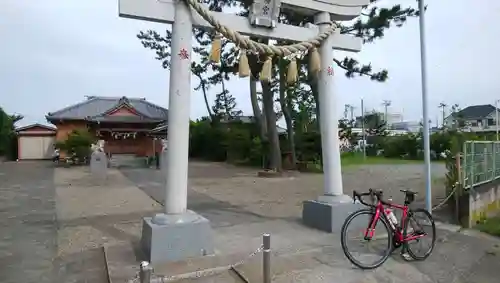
[
  {"xmin": 133, "ymin": 234, "xmax": 271, "ymax": 283},
  {"xmin": 462, "ymin": 141, "xmax": 500, "ymax": 189}
]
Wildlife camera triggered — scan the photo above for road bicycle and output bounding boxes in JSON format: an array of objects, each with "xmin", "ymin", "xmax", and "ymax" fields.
[{"xmin": 340, "ymin": 188, "xmax": 436, "ymax": 269}]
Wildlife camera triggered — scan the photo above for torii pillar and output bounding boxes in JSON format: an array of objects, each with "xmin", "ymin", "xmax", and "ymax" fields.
[{"xmin": 301, "ymin": 11, "xmax": 363, "ymax": 233}]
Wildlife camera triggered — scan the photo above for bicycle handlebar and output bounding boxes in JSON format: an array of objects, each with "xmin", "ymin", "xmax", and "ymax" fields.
[{"xmin": 353, "ymin": 189, "xmax": 390, "ymax": 207}]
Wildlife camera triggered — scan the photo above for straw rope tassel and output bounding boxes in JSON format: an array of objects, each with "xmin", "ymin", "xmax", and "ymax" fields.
[
  {"xmin": 308, "ymin": 48, "xmax": 321, "ymax": 76},
  {"xmin": 210, "ymin": 34, "xmax": 222, "ymax": 63},
  {"xmin": 238, "ymin": 50, "xmax": 250, "ymax": 78},
  {"xmin": 286, "ymin": 59, "xmax": 298, "ymax": 85},
  {"xmin": 260, "ymin": 56, "xmax": 272, "ymax": 82}
]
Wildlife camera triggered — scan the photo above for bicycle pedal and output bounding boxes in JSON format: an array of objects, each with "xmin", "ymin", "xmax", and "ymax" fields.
[{"xmin": 401, "ymin": 253, "xmax": 412, "ymax": 261}]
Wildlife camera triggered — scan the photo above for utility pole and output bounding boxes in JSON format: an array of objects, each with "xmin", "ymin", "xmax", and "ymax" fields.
[
  {"xmin": 361, "ymin": 98, "xmax": 366, "ymax": 159},
  {"xmin": 382, "ymin": 100, "xmax": 391, "ymax": 124},
  {"xmin": 438, "ymin": 102, "xmax": 447, "ymax": 129},
  {"xmin": 418, "ymin": 0, "xmax": 432, "ymax": 213}
]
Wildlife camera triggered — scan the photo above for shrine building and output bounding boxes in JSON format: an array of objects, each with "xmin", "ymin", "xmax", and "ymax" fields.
[{"xmin": 46, "ymin": 96, "xmax": 168, "ymax": 157}]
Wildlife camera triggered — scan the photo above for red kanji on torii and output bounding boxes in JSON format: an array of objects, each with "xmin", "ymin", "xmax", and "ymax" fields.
[{"xmin": 327, "ymin": 66, "xmax": 334, "ymax": 76}]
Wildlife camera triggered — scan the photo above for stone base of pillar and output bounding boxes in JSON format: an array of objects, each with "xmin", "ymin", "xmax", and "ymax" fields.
[
  {"xmin": 302, "ymin": 195, "xmax": 362, "ymax": 233},
  {"xmin": 141, "ymin": 210, "xmax": 214, "ymax": 265}
]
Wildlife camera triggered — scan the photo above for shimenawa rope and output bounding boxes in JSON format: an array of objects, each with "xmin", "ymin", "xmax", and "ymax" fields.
[{"xmin": 184, "ymin": 0, "xmax": 338, "ymax": 56}]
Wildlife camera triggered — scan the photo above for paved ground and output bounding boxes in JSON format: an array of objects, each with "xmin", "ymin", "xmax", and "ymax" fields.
[
  {"xmin": 2, "ymin": 160, "xmax": 497, "ymax": 283},
  {"xmin": 0, "ymin": 161, "xmax": 58, "ymax": 283},
  {"xmin": 106, "ymin": 217, "xmax": 500, "ymax": 283},
  {"xmin": 0, "ymin": 161, "xmax": 111, "ymax": 283}
]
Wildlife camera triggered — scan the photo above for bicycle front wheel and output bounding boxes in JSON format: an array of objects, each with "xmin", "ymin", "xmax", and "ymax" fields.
[
  {"xmin": 341, "ymin": 209, "xmax": 393, "ymax": 269},
  {"xmin": 403, "ymin": 208, "xmax": 436, "ymax": 260}
]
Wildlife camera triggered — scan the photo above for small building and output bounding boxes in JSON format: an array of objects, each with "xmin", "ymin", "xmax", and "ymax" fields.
[
  {"xmin": 16, "ymin": 124, "xmax": 57, "ymax": 160},
  {"xmin": 444, "ymin": 104, "xmax": 500, "ymax": 132},
  {"xmin": 46, "ymin": 96, "xmax": 168, "ymax": 157}
]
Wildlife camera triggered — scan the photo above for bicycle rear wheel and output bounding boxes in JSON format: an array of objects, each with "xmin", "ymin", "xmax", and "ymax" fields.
[
  {"xmin": 403, "ymin": 208, "xmax": 436, "ymax": 260},
  {"xmin": 341, "ymin": 209, "xmax": 393, "ymax": 269}
]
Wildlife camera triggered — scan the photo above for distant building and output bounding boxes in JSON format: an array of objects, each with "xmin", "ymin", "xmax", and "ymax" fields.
[
  {"xmin": 355, "ymin": 111, "xmax": 409, "ymax": 131},
  {"xmin": 385, "ymin": 113, "xmax": 404, "ymax": 125},
  {"xmin": 444, "ymin": 104, "xmax": 500, "ymax": 133},
  {"xmin": 390, "ymin": 121, "xmax": 421, "ymax": 133}
]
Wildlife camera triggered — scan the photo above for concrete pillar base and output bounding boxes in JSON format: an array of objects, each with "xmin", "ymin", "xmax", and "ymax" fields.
[
  {"xmin": 302, "ymin": 195, "xmax": 363, "ymax": 233},
  {"xmin": 141, "ymin": 210, "xmax": 214, "ymax": 264}
]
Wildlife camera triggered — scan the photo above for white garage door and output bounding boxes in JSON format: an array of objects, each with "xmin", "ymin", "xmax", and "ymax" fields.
[{"xmin": 19, "ymin": 136, "xmax": 55, "ymax": 160}]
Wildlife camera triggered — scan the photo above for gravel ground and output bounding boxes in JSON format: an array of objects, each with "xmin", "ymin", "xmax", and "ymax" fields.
[{"xmin": 121, "ymin": 161, "xmax": 449, "ymax": 228}]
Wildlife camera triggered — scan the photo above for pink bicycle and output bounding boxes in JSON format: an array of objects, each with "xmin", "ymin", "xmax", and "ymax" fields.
[{"xmin": 340, "ymin": 189, "xmax": 436, "ymax": 269}]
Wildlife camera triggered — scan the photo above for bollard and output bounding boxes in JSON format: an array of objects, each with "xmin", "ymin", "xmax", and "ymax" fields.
[
  {"xmin": 140, "ymin": 261, "xmax": 152, "ymax": 283},
  {"xmin": 262, "ymin": 234, "xmax": 271, "ymax": 283}
]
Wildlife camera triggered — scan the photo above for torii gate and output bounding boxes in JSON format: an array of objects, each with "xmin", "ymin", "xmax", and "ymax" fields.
[{"xmin": 119, "ymin": 0, "xmax": 368, "ymax": 264}]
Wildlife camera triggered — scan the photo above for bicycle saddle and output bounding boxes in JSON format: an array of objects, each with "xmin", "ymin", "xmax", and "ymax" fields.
[{"xmin": 400, "ymin": 189, "xmax": 417, "ymax": 195}]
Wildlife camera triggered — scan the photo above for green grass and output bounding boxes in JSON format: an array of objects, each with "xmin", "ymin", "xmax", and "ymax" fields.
[
  {"xmin": 340, "ymin": 153, "xmax": 427, "ymax": 167},
  {"xmin": 297, "ymin": 153, "xmax": 442, "ymax": 173},
  {"xmin": 476, "ymin": 217, "xmax": 500, "ymax": 237}
]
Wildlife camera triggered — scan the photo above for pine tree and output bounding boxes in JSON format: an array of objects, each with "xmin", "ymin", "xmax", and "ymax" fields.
[{"xmin": 137, "ymin": 0, "xmax": 424, "ymax": 170}]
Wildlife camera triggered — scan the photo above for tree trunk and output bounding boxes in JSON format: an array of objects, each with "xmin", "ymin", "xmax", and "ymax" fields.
[
  {"xmin": 278, "ymin": 63, "xmax": 297, "ymax": 168},
  {"xmin": 310, "ymin": 77, "xmax": 320, "ymax": 130},
  {"xmin": 261, "ymin": 81, "xmax": 282, "ymax": 172},
  {"xmin": 201, "ymin": 81, "xmax": 215, "ymax": 120},
  {"xmin": 250, "ymin": 76, "xmax": 267, "ymax": 141},
  {"xmin": 308, "ymin": 75, "xmax": 322, "ymax": 165}
]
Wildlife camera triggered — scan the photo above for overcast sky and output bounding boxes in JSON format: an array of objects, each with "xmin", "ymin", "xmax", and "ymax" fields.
[{"xmin": 1, "ymin": 0, "xmax": 499, "ymax": 127}]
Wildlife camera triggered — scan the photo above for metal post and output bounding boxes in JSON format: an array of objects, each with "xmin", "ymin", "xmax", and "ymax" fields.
[
  {"xmin": 492, "ymin": 142, "xmax": 496, "ymax": 181},
  {"xmin": 471, "ymin": 142, "xmax": 475, "ymax": 190},
  {"xmin": 262, "ymin": 234, "xmax": 271, "ymax": 283},
  {"xmin": 418, "ymin": 0, "xmax": 432, "ymax": 213},
  {"xmin": 455, "ymin": 152, "xmax": 462, "ymax": 224},
  {"xmin": 496, "ymin": 100, "xmax": 499, "ymax": 141},
  {"xmin": 463, "ymin": 142, "xmax": 468, "ymax": 188},
  {"xmin": 140, "ymin": 261, "xmax": 152, "ymax": 283},
  {"xmin": 483, "ymin": 147, "xmax": 488, "ymax": 183},
  {"xmin": 361, "ymin": 98, "xmax": 366, "ymax": 159}
]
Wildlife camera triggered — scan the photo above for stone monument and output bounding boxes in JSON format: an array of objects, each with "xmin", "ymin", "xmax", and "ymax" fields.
[
  {"xmin": 119, "ymin": 0, "xmax": 368, "ymax": 264},
  {"xmin": 90, "ymin": 140, "xmax": 107, "ymax": 178},
  {"xmin": 159, "ymin": 139, "xmax": 168, "ymax": 170}
]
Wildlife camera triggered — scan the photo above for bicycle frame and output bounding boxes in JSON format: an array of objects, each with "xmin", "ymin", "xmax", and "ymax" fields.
[{"xmin": 364, "ymin": 200, "xmax": 426, "ymax": 243}]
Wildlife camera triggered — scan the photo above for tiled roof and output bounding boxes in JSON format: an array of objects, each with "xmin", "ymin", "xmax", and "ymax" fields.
[
  {"xmin": 46, "ymin": 96, "xmax": 168, "ymax": 121},
  {"xmin": 88, "ymin": 116, "xmax": 162, "ymax": 123},
  {"xmin": 455, "ymin": 104, "xmax": 497, "ymax": 119},
  {"xmin": 16, "ymin": 123, "xmax": 56, "ymax": 132}
]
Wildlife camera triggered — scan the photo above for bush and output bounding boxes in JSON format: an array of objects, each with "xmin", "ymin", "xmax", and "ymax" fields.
[
  {"xmin": 189, "ymin": 119, "xmax": 264, "ymax": 165},
  {"xmin": 430, "ymin": 132, "xmax": 453, "ymax": 160},
  {"xmin": 383, "ymin": 134, "xmax": 421, "ymax": 159},
  {"xmin": 0, "ymin": 108, "xmax": 20, "ymax": 160},
  {"xmin": 295, "ymin": 131, "xmax": 321, "ymax": 163},
  {"xmin": 226, "ymin": 126, "xmax": 252, "ymax": 162},
  {"xmin": 189, "ymin": 120, "xmax": 228, "ymax": 161},
  {"xmin": 55, "ymin": 129, "xmax": 95, "ymax": 161}
]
